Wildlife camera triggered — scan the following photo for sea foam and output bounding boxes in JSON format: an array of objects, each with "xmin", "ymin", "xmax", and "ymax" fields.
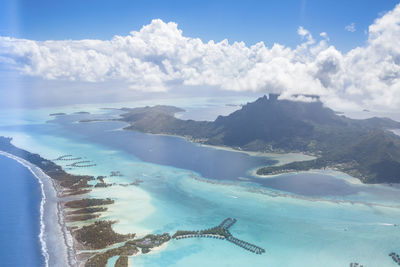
[{"xmin": 0, "ymin": 151, "xmax": 74, "ymax": 267}]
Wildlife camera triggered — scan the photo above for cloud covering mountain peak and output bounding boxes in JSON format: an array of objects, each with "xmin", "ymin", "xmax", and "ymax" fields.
[{"xmin": 1, "ymin": 3, "xmax": 400, "ymax": 110}]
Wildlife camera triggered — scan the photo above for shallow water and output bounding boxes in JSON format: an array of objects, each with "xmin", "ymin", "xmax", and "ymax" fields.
[{"xmin": 1, "ymin": 106, "xmax": 400, "ymax": 266}]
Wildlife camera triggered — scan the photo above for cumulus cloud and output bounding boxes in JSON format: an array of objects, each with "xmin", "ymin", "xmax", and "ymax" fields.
[
  {"xmin": 319, "ymin": 32, "xmax": 329, "ymax": 40},
  {"xmin": 1, "ymin": 3, "xmax": 400, "ymax": 110},
  {"xmin": 297, "ymin": 26, "xmax": 315, "ymax": 44},
  {"xmin": 345, "ymin": 22, "xmax": 356, "ymax": 32}
]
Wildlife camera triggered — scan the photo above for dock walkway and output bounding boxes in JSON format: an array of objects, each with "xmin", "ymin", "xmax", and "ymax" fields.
[{"xmin": 174, "ymin": 218, "xmax": 265, "ymax": 255}]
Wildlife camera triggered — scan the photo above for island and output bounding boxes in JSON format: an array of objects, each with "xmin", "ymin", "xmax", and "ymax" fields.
[{"xmin": 116, "ymin": 94, "xmax": 400, "ymax": 184}]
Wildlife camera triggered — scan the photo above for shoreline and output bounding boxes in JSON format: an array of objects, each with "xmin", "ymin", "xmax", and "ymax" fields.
[
  {"xmin": 115, "ymin": 125, "xmax": 376, "ymax": 190},
  {"xmin": 0, "ymin": 151, "xmax": 76, "ymax": 267},
  {"xmin": 198, "ymin": 143, "xmax": 316, "ymax": 164},
  {"xmin": 250, "ymin": 167, "xmax": 364, "ymax": 185},
  {"xmin": 85, "ymin": 116, "xmax": 317, "ymax": 167},
  {"xmin": 114, "ymin": 123, "xmax": 317, "ymax": 165},
  {"xmin": 0, "ymin": 138, "xmax": 171, "ymax": 267},
  {"xmin": 88, "ymin": 119, "xmax": 373, "ymax": 188},
  {"xmin": 127, "ymin": 241, "xmax": 170, "ymax": 266}
]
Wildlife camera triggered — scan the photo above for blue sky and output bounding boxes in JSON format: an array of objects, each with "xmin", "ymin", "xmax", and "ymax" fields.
[
  {"xmin": 1, "ymin": 1, "xmax": 400, "ymax": 110},
  {"xmin": 1, "ymin": 0, "xmax": 399, "ymax": 51}
]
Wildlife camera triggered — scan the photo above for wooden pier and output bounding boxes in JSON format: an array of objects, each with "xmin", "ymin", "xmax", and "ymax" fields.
[
  {"xmin": 226, "ymin": 235, "xmax": 265, "ymax": 254},
  {"xmin": 349, "ymin": 263, "xmax": 364, "ymax": 267},
  {"xmin": 389, "ymin": 252, "xmax": 400, "ymax": 265},
  {"xmin": 173, "ymin": 218, "xmax": 265, "ymax": 255},
  {"xmin": 54, "ymin": 154, "xmax": 82, "ymax": 161},
  {"xmin": 66, "ymin": 160, "xmax": 96, "ymax": 168},
  {"xmin": 219, "ymin": 218, "xmax": 237, "ymax": 229}
]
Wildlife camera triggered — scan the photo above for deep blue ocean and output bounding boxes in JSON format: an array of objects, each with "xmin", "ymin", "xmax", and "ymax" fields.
[{"xmin": 0, "ymin": 155, "xmax": 44, "ymax": 267}]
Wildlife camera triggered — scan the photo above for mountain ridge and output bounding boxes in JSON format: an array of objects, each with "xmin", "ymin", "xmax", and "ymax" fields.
[{"xmin": 118, "ymin": 95, "xmax": 400, "ymax": 183}]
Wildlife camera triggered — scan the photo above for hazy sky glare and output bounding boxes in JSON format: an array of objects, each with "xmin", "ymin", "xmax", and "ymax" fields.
[
  {"xmin": 0, "ymin": 0, "xmax": 398, "ymax": 51},
  {"xmin": 1, "ymin": 0, "xmax": 400, "ymax": 111}
]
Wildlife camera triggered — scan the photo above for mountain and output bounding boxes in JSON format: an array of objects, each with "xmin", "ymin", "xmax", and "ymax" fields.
[{"xmin": 119, "ymin": 95, "xmax": 400, "ymax": 183}]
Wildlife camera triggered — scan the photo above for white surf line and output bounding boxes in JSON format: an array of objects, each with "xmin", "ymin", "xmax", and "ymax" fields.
[
  {"xmin": 370, "ymin": 222, "xmax": 397, "ymax": 226},
  {"xmin": 0, "ymin": 151, "xmax": 50, "ymax": 267},
  {"xmin": 0, "ymin": 151, "xmax": 76, "ymax": 267}
]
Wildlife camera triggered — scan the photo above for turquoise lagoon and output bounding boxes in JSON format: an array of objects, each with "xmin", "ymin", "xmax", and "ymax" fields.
[{"xmin": 1, "ymin": 105, "xmax": 400, "ymax": 267}]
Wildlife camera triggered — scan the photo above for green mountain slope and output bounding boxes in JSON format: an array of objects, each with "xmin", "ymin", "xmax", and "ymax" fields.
[{"xmin": 119, "ymin": 96, "xmax": 400, "ymax": 183}]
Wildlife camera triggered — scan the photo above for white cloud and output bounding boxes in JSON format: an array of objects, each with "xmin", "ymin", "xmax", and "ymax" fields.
[
  {"xmin": 1, "ymin": 3, "xmax": 400, "ymax": 111},
  {"xmin": 319, "ymin": 32, "xmax": 328, "ymax": 39},
  {"xmin": 345, "ymin": 22, "xmax": 356, "ymax": 32},
  {"xmin": 297, "ymin": 26, "xmax": 315, "ymax": 45}
]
